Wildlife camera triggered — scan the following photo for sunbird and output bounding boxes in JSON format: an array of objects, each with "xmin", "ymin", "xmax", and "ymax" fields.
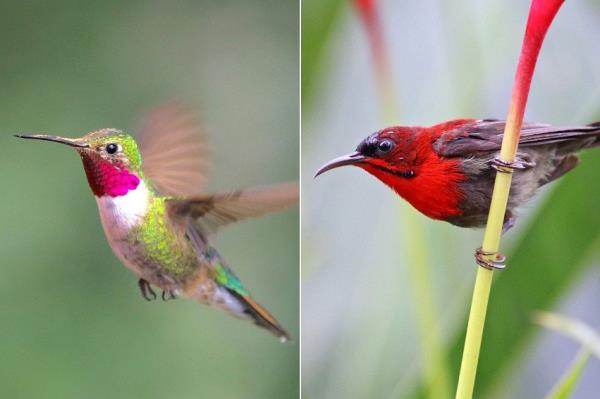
[
  {"xmin": 316, "ymin": 118, "xmax": 600, "ymax": 231},
  {"xmin": 17, "ymin": 104, "xmax": 297, "ymax": 341}
]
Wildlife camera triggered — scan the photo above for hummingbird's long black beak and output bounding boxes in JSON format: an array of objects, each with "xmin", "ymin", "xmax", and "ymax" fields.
[
  {"xmin": 314, "ymin": 152, "xmax": 366, "ymax": 178},
  {"xmin": 14, "ymin": 134, "xmax": 89, "ymax": 148}
]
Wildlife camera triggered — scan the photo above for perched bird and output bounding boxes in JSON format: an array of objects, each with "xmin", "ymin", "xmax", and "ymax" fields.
[
  {"xmin": 316, "ymin": 118, "xmax": 600, "ymax": 231},
  {"xmin": 17, "ymin": 104, "xmax": 297, "ymax": 341}
]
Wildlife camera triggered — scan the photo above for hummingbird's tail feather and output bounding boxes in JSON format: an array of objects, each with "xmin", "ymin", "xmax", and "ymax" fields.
[
  {"xmin": 225, "ymin": 288, "xmax": 290, "ymax": 342},
  {"xmin": 186, "ymin": 275, "xmax": 291, "ymax": 342}
]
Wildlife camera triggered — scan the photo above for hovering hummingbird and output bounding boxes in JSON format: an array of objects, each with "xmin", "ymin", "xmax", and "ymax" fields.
[{"xmin": 17, "ymin": 104, "xmax": 297, "ymax": 341}]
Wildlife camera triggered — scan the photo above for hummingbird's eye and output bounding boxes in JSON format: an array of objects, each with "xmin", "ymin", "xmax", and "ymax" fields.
[
  {"xmin": 106, "ymin": 143, "xmax": 119, "ymax": 154},
  {"xmin": 377, "ymin": 139, "xmax": 394, "ymax": 154}
]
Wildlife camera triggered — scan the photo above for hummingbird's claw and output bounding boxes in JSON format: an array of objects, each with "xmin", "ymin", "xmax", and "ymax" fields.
[
  {"xmin": 138, "ymin": 278, "xmax": 157, "ymax": 301},
  {"xmin": 474, "ymin": 247, "xmax": 506, "ymax": 270},
  {"xmin": 161, "ymin": 290, "xmax": 178, "ymax": 301}
]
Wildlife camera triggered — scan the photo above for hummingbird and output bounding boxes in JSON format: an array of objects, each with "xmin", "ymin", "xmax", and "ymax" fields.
[
  {"xmin": 315, "ymin": 118, "xmax": 600, "ymax": 231},
  {"xmin": 17, "ymin": 104, "xmax": 297, "ymax": 341}
]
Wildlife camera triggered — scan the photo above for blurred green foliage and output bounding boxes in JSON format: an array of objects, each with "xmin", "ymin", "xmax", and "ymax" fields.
[
  {"xmin": 301, "ymin": 0, "xmax": 344, "ymax": 108},
  {"xmin": 0, "ymin": 1, "xmax": 298, "ymax": 398}
]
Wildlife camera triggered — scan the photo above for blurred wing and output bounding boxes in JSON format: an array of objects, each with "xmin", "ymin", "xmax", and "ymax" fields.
[
  {"xmin": 435, "ymin": 119, "xmax": 600, "ymax": 157},
  {"xmin": 136, "ymin": 102, "xmax": 210, "ymax": 196},
  {"xmin": 167, "ymin": 182, "xmax": 298, "ymax": 237}
]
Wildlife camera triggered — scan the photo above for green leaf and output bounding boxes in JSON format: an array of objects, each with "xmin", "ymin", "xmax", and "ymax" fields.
[
  {"xmin": 534, "ymin": 312, "xmax": 600, "ymax": 399},
  {"xmin": 544, "ymin": 349, "xmax": 591, "ymax": 399}
]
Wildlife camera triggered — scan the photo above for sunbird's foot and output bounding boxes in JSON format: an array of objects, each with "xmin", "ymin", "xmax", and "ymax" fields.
[
  {"xmin": 474, "ymin": 247, "xmax": 506, "ymax": 270},
  {"xmin": 138, "ymin": 278, "xmax": 157, "ymax": 301},
  {"xmin": 491, "ymin": 156, "xmax": 536, "ymax": 173},
  {"xmin": 162, "ymin": 290, "xmax": 177, "ymax": 301},
  {"xmin": 502, "ymin": 214, "xmax": 516, "ymax": 234}
]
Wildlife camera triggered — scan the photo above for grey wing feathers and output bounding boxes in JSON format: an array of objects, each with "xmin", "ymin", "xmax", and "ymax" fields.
[{"xmin": 436, "ymin": 120, "xmax": 600, "ymax": 157}]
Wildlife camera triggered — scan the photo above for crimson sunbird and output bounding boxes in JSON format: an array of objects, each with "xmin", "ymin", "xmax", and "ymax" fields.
[{"xmin": 316, "ymin": 118, "xmax": 600, "ymax": 231}]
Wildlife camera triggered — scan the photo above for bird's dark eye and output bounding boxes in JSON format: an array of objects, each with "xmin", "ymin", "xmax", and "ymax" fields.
[
  {"xmin": 377, "ymin": 139, "xmax": 393, "ymax": 153},
  {"xmin": 106, "ymin": 143, "xmax": 119, "ymax": 154}
]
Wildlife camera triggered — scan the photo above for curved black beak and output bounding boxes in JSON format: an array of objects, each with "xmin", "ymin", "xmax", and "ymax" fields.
[
  {"xmin": 314, "ymin": 151, "xmax": 366, "ymax": 178},
  {"xmin": 14, "ymin": 134, "xmax": 89, "ymax": 148}
]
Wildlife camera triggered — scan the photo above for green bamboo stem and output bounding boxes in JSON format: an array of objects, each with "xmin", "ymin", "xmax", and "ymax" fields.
[
  {"xmin": 455, "ymin": 266, "xmax": 494, "ymax": 399},
  {"xmin": 455, "ymin": 1, "xmax": 564, "ymax": 398}
]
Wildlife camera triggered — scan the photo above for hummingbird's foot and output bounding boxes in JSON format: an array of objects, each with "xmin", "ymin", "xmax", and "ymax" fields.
[
  {"xmin": 161, "ymin": 290, "xmax": 178, "ymax": 301},
  {"xmin": 474, "ymin": 247, "xmax": 506, "ymax": 270},
  {"xmin": 491, "ymin": 156, "xmax": 536, "ymax": 173},
  {"xmin": 138, "ymin": 278, "xmax": 157, "ymax": 301}
]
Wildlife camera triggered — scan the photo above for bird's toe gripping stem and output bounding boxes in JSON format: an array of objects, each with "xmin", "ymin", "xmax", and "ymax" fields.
[
  {"xmin": 474, "ymin": 247, "xmax": 506, "ymax": 270},
  {"xmin": 491, "ymin": 157, "xmax": 536, "ymax": 173}
]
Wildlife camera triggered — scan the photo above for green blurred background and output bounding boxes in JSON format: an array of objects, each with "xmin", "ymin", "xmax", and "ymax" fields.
[
  {"xmin": 0, "ymin": 1, "xmax": 298, "ymax": 398},
  {"xmin": 302, "ymin": 0, "xmax": 600, "ymax": 398}
]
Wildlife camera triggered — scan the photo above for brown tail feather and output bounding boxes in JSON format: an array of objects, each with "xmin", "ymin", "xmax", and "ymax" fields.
[{"xmin": 227, "ymin": 289, "xmax": 290, "ymax": 342}]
